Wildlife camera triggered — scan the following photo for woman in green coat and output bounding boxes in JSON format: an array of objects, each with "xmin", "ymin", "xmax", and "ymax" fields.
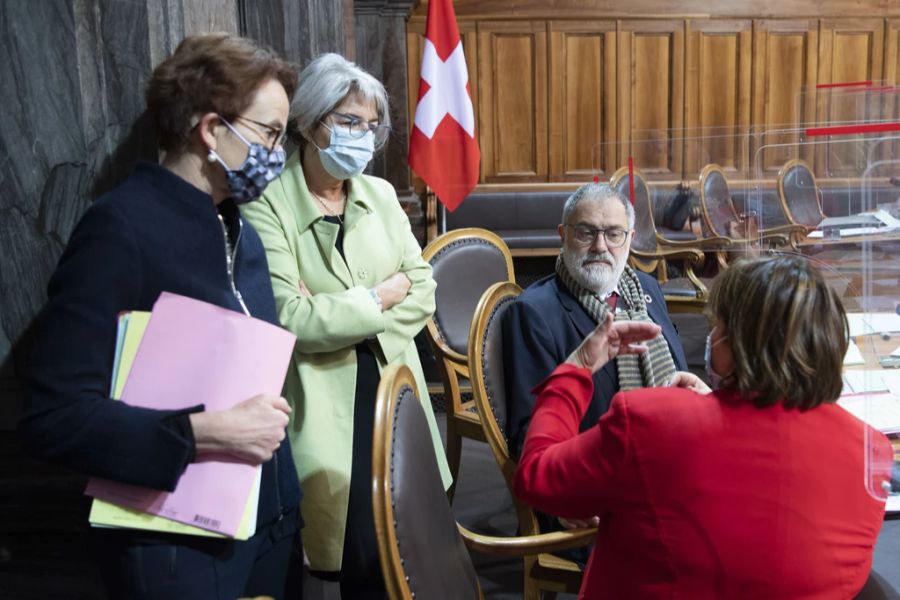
[{"xmin": 240, "ymin": 53, "xmax": 451, "ymax": 598}]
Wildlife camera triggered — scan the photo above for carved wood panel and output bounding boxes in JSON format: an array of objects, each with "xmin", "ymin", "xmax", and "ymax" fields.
[
  {"xmin": 684, "ymin": 19, "xmax": 752, "ymax": 177},
  {"xmin": 548, "ymin": 21, "xmax": 617, "ymax": 181},
  {"xmin": 750, "ymin": 19, "xmax": 819, "ymax": 176},
  {"xmin": 816, "ymin": 18, "xmax": 885, "ymax": 177},
  {"xmin": 477, "ymin": 20, "xmax": 548, "ymax": 182},
  {"xmin": 617, "ymin": 19, "xmax": 685, "ymax": 180}
]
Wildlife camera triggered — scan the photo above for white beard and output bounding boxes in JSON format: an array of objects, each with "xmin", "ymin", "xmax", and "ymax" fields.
[{"xmin": 562, "ymin": 246, "xmax": 627, "ymax": 297}]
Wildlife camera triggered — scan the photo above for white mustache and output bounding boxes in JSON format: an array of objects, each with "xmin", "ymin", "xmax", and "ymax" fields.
[{"xmin": 581, "ymin": 252, "xmax": 615, "ymax": 267}]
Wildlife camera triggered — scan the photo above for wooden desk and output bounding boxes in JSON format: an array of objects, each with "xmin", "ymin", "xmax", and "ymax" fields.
[{"xmin": 799, "ymin": 230, "xmax": 900, "ymax": 247}]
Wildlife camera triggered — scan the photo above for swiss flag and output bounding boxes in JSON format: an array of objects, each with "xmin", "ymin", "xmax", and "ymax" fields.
[{"xmin": 408, "ymin": 0, "xmax": 480, "ymax": 212}]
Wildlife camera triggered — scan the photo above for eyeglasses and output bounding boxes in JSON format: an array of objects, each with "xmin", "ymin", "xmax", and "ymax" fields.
[
  {"xmin": 565, "ymin": 224, "xmax": 629, "ymax": 248},
  {"xmin": 234, "ymin": 115, "xmax": 287, "ymax": 150},
  {"xmin": 328, "ymin": 111, "xmax": 391, "ymax": 145}
]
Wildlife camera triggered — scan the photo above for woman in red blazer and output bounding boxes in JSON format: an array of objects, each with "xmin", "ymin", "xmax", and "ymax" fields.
[{"xmin": 514, "ymin": 255, "xmax": 894, "ymax": 599}]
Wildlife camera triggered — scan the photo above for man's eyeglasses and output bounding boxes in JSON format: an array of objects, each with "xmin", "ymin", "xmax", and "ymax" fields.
[
  {"xmin": 328, "ymin": 111, "xmax": 391, "ymax": 146},
  {"xmin": 565, "ymin": 224, "xmax": 629, "ymax": 248},
  {"xmin": 234, "ymin": 116, "xmax": 287, "ymax": 150}
]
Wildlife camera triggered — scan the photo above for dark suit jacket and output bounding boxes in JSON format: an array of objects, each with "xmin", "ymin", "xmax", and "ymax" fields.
[{"xmin": 502, "ymin": 271, "xmax": 687, "ymax": 457}]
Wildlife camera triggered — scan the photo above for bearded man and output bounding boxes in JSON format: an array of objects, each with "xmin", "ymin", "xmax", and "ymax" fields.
[{"xmin": 503, "ymin": 183, "xmax": 688, "ymax": 460}]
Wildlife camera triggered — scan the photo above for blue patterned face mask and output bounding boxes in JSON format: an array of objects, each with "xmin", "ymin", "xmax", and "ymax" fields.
[{"xmin": 208, "ymin": 118, "xmax": 286, "ymax": 204}]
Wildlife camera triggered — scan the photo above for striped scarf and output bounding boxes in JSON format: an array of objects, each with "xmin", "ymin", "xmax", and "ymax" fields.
[{"xmin": 555, "ymin": 255, "xmax": 677, "ymax": 390}]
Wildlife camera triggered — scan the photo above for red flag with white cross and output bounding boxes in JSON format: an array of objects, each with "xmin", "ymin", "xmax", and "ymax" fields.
[{"xmin": 408, "ymin": 0, "xmax": 480, "ymax": 212}]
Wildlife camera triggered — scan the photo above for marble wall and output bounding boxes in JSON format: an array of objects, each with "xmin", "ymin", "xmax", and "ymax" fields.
[{"xmin": 0, "ymin": 0, "xmax": 352, "ymax": 429}]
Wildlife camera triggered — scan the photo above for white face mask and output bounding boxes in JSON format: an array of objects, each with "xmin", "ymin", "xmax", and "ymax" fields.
[
  {"xmin": 704, "ymin": 329, "xmax": 729, "ymax": 389},
  {"xmin": 315, "ymin": 123, "xmax": 374, "ymax": 180}
]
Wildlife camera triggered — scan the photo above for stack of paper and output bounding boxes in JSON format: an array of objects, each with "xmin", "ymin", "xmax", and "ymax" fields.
[{"xmin": 87, "ymin": 292, "xmax": 295, "ymax": 539}]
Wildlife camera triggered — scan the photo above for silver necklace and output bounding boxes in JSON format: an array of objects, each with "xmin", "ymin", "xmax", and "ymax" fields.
[{"xmin": 311, "ymin": 189, "xmax": 346, "ymax": 224}]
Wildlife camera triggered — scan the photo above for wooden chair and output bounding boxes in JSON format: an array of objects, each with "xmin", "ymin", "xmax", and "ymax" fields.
[
  {"xmin": 468, "ymin": 281, "xmax": 594, "ymax": 599},
  {"xmin": 421, "ymin": 228, "xmax": 516, "ymax": 500},
  {"xmin": 609, "ymin": 167, "xmax": 709, "ymax": 313},
  {"xmin": 698, "ymin": 164, "xmax": 793, "ymax": 265},
  {"xmin": 373, "ymin": 364, "xmax": 595, "ymax": 600},
  {"xmin": 778, "ymin": 158, "xmax": 827, "ymax": 231}
]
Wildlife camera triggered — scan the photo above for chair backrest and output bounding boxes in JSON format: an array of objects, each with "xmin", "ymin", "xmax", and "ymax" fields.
[
  {"xmin": 778, "ymin": 159, "xmax": 825, "ymax": 228},
  {"xmin": 373, "ymin": 364, "xmax": 483, "ymax": 600},
  {"xmin": 468, "ymin": 282, "xmax": 522, "ymax": 480},
  {"xmin": 610, "ymin": 166, "xmax": 656, "ymax": 254},
  {"xmin": 422, "ymin": 228, "xmax": 515, "ymax": 358},
  {"xmin": 699, "ymin": 164, "xmax": 740, "ymax": 238}
]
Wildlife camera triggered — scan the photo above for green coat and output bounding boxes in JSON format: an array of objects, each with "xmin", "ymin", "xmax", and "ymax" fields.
[{"xmin": 241, "ymin": 153, "xmax": 452, "ymax": 571}]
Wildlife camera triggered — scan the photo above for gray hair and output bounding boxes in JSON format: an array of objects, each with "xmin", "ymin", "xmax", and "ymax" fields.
[
  {"xmin": 288, "ymin": 53, "xmax": 391, "ymax": 148},
  {"xmin": 562, "ymin": 182, "xmax": 635, "ymax": 230}
]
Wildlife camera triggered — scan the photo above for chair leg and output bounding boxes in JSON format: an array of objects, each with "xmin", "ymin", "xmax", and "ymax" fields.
[
  {"xmin": 523, "ymin": 556, "xmax": 541, "ymax": 600},
  {"xmin": 445, "ymin": 418, "xmax": 462, "ymax": 503}
]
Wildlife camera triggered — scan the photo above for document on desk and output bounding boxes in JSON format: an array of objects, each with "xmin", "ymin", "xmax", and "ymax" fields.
[
  {"xmin": 844, "ymin": 339, "xmax": 866, "ymax": 366},
  {"xmin": 846, "ymin": 312, "xmax": 900, "ymax": 337},
  {"xmin": 837, "ymin": 392, "xmax": 900, "ymax": 434},
  {"xmin": 85, "ymin": 292, "xmax": 296, "ymax": 537}
]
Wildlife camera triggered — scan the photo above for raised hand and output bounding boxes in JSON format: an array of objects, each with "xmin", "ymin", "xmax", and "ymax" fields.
[
  {"xmin": 667, "ymin": 371, "xmax": 712, "ymax": 394},
  {"xmin": 566, "ymin": 313, "xmax": 662, "ymax": 373}
]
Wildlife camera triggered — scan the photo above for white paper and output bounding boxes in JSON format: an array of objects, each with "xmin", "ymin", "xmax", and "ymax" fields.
[
  {"xmin": 892, "ymin": 344, "xmax": 900, "ymax": 358},
  {"xmin": 846, "ymin": 312, "xmax": 900, "ymax": 337},
  {"xmin": 837, "ymin": 392, "xmax": 900, "ymax": 433},
  {"xmin": 843, "ymin": 339, "xmax": 866, "ymax": 366},
  {"xmin": 874, "ymin": 209, "xmax": 900, "ymax": 228},
  {"xmin": 887, "ymin": 494, "xmax": 900, "ymax": 514},
  {"xmin": 843, "ymin": 370, "xmax": 892, "ymax": 394}
]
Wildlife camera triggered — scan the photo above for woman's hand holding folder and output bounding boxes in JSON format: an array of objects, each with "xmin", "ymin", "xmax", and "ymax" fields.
[{"xmin": 190, "ymin": 394, "xmax": 292, "ymax": 464}]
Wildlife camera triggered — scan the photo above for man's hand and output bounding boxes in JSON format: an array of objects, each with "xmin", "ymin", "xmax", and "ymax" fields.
[
  {"xmin": 559, "ymin": 516, "xmax": 600, "ymax": 529},
  {"xmin": 566, "ymin": 313, "xmax": 662, "ymax": 374},
  {"xmin": 667, "ymin": 371, "xmax": 712, "ymax": 394},
  {"xmin": 374, "ymin": 272, "xmax": 411, "ymax": 311},
  {"xmin": 190, "ymin": 394, "xmax": 291, "ymax": 464}
]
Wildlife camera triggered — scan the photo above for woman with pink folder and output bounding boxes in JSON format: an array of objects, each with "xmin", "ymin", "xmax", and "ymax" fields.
[{"xmin": 22, "ymin": 34, "xmax": 304, "ymax": 599}]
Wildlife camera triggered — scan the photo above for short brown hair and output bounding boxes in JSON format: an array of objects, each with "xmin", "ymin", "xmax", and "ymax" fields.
[
  {"xmin": 706, "ymin": 254, "xmax": 848, "ymax": 410},
  {"xmin": 145, "ymin": 33, "xmax": 298, "ymax": 153}
]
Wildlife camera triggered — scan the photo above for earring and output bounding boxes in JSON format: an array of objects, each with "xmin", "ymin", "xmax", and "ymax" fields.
[{"xmin": 207, "ymin": 149, "xmax": 217, "ymax": 162}]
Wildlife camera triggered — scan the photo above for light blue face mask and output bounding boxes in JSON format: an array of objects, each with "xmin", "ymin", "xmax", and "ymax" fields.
[
  {"xmin": 704, "ymin": 329, "xmax": 729, "ymax": 390},
  {"xmin": 315, "ymin": 123, "xmax": 374, "ymax": 180}
]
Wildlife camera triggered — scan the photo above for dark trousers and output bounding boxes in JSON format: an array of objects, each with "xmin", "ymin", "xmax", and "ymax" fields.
[
  {"xmin": 310, "ymin": 343, "xmax": 388, "ymax": 600},
  {"xmin": 90, "ymin": 511, "xmax": 303, "ymax": 600}
]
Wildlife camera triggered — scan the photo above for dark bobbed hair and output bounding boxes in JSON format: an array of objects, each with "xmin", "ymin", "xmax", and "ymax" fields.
[
  {"xmin": 706, "ymin": 254, "xmax": 848, "ymax": 410},
  {"xmin": 145, "ymin": 33, "xmax": 298, "ymax": 154}
]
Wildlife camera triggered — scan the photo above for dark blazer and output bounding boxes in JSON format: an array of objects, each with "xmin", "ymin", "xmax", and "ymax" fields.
[
  {"xmin": 20, "ymin": 161, "xmax": 301, "ymax": 530},
  {"xmin": 502, "ymin": 271, "xmax": 687, "ymax": 457}
]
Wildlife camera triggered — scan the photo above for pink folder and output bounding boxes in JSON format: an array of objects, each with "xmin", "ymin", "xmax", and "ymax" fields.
[{"xmin": 85, "ymin": 292, "xmax": 296, "ymax": 536}]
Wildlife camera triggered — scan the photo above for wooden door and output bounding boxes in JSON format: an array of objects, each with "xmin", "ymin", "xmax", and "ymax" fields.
[
  {"xmin": 750, "ymin": 20, "xmax": 819, "ymax": 178},
  {"xmin": 816, "ymin": 18, "xmax": 885, "ymax": 177},
  {"xmin": 617, "ymin": 19, "xmax": 685, "ymax": 181},
  {"xmin": 548, "ymin": 21, "xmax": 617, "ymax": 181},
  {"xmin": 477, "ymin": 20, "xmax": 548, "ymax": 183},
  {"xmin": 685, "ymin": 19, "xmax": 752, "ymax": 178}
]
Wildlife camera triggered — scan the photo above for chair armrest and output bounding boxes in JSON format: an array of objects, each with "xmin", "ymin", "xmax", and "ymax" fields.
[
  {"xmin": 631, "ymin": 247, "xmax": 705, "ymax": 264},
  {"xmin": 458, "ymin": 523, "xmax": 596, "ymax": 557},
  {"xmin": 657, "ymin": 233, "xmax": 732, "ymax": 249}
]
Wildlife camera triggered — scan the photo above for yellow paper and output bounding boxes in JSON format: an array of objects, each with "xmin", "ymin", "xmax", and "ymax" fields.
[{"xmin": 89, "ymin": 311, "xmax": 259, "ymax": 540}]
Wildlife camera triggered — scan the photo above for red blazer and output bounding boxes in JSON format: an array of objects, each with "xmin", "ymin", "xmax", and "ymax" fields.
[{"xmin": 514, "ymin": 364, "xmax": 893, "ymax": 599}]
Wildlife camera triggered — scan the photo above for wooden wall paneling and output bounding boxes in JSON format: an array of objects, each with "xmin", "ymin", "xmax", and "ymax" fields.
[
  {"xmin": 405, "ymin": 19, "xmax": 478, "ymax": 188},
  {"xmin": 684, "ymin": 19, "xmax": 752, "ymax": 178},
  {"xmin": 750, "ymin": 19, "xmax": 819, "ymax": 177},
  {"xmin": 477, "ymin": 20, "xmax": 548, "ymax": 182},
  {"xmin": 816, "ymin": 18, "xmax": 885, "ymax": 177},
  {"xmin": 548, "ymin": 21, "xmax": 617, "ymax": 181},
  {"xmin": 880, "ymin": 20, "xmax": 900, "ymax": 167},
  {"xmin": 617, "ymin": 19, "xmax": 685, "ymax": 181},
  {"xmin": 413, "ymin": 0, "xmax": 900, "ymax": 20}
]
